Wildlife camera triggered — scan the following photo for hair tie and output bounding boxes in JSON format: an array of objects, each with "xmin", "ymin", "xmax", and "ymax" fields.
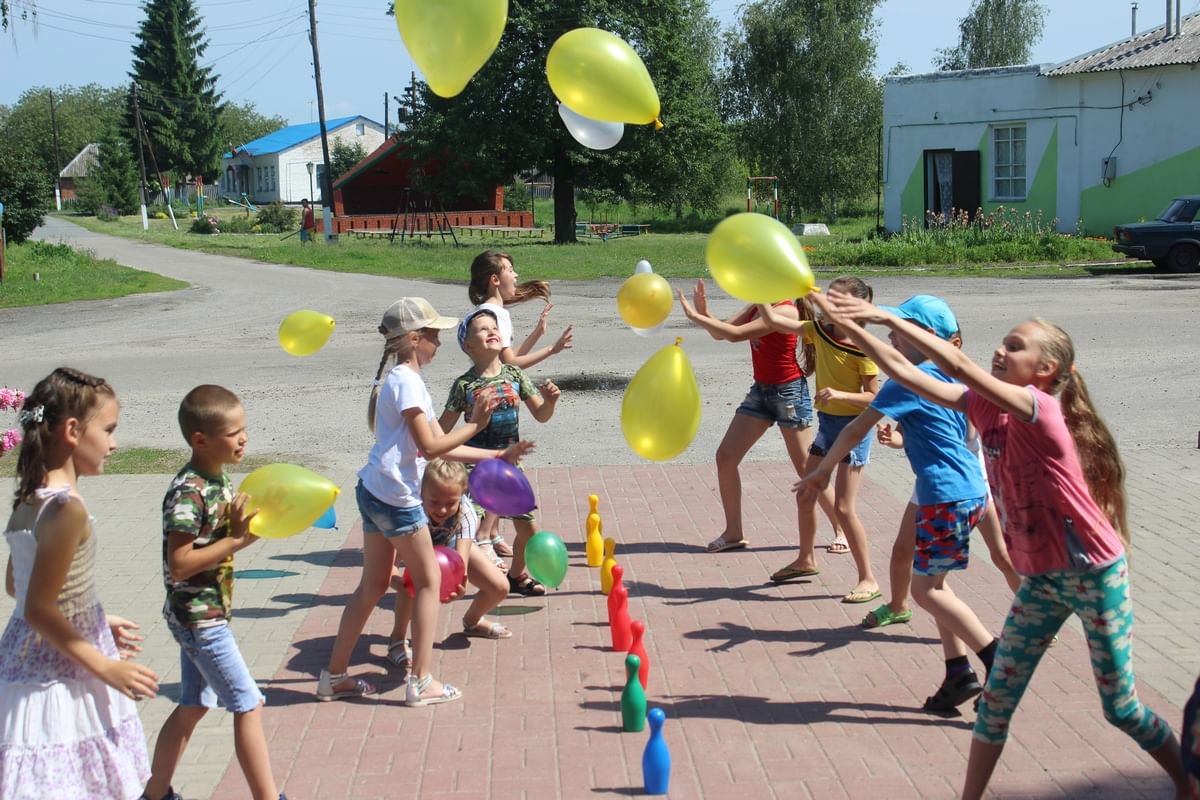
[{"xmin": 18, "ymin": 405, "xmax": 44, "ymax": 425}]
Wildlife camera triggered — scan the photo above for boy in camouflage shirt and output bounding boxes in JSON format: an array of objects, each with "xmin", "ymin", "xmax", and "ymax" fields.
[{"xmin": 140, "ymin": 385, "xmax": 286, "ymax": 800}]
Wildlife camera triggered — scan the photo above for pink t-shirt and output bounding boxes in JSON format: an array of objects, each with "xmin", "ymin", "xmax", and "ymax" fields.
[{"xmin": 966, "ymin": 386, "xmax": 1124, "ymax": 576}]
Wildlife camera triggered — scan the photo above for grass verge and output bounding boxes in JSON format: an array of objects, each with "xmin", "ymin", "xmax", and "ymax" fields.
[
  {"xmin": 0, "ymin": 448, "xmax": 300, "ymax": 478},
  {"xmin": 0, "ymin": 240, "xmax": 187, "ymax": 308}
]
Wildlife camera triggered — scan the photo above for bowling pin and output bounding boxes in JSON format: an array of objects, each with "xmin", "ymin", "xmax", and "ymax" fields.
[
  {"xmin": 610, "ymin": 582, "xmax": 632, "ymax": 651},
  {"xmin": 585, "ymin": 495, "xmax": 604, "ymax": 567},
  {"xmin": 628, "ymin": 619, "xmax": 649, "ymax": 690},
  {"xmin": 600, "ymin": 538, "xmax": 618, "ymax": 594},
  {"xmin": 642, "ymin": 707, "xmax": 670, "ymax": 795},
  {"xmin": 621, "ymin": 654, "xmax": 646, "ymax": 732}
]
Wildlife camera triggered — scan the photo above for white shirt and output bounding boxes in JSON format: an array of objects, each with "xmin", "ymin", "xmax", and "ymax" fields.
[
  {"xmin": 477, "ymin": 302, "xmax": 514, "ymax": 348},
  {"xmin": 359, "ymin": 364, "xmax": 434, "ymax": 508}
]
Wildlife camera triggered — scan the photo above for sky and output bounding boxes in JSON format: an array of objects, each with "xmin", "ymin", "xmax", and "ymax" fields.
[{"xmin": 1, "ymin": 0, "xmax": 1195, "ymax": 130}]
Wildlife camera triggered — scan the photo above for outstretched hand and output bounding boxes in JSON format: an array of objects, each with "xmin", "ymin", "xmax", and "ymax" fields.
[
  {"xmin": 551, "ymin": 325, "xmax": 574, "ymax": 354},
  {"xmin": 793, "ymin": 467, "xmax": 832, "ymax": 500},
  {"xmin": 823, "ymin": 290, "xmax": 888, "ymax": 325},
  {"xmin": 499, "ymin": 440, "xmax": 535, "ymax": 464},
  {"xmin": 532, "ymin": 302, "xmax": 554, "ymax": 339},
  {"xmin": 107, "ymin": 615, "xmax": 144, "ymax": 660}
]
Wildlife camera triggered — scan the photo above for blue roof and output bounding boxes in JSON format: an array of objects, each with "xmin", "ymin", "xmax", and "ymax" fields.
[{"xmin": 223, "ymin": 115, "xmax": 374, "ymax": 158}]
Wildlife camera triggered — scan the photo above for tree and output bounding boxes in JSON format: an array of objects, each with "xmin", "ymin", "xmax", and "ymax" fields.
[
  {"xmin": 217, "ymin": 102, "xmax": 286, "ymax": 154},
  {"xmin": 934, "ymin": 0, "xmax": 1048, "ymax": 71},
  {"xmin": 724, "ymin": 0, "xmax": 883, "ymax": 222},
  {"xmin": 0, "ymin": 142, "xmax": 52, "ymax": 244},
  {"xmin": 330, "ymin": 139, "xmax": 368, "ymax": 180},
  {"xmin": 1, "ymin": 1, "xmax": 35, "ymax": 31},
  {"xmin": 128, "ymin": 0, "xmax": 224, "ymax": 181},
  {"xmin": 76, "ymin": 124, "xmax": 141, "ymax": 216},
  {"xmin": 404, "ymin": 0, "xmax": 735, "ymax": 243}
]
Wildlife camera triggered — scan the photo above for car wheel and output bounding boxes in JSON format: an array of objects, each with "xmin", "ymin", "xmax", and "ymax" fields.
[
  {"xmin": 1151, "ymin": 258, "xmax": 1168, "ymax": 269},
  {"xmin": 1166, "ymin": 244, "xmax": 1200, "ymax": 273}
]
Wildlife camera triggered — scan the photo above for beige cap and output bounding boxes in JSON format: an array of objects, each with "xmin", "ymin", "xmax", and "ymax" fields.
[{"xmin": 379, "ymin": 297, "xmax": 457, "ymax": 337}]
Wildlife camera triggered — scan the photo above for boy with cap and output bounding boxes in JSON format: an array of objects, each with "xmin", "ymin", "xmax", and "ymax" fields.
[{"xmin": 796, "ymin": 295, "xmax": 1000, "ymax": 714}]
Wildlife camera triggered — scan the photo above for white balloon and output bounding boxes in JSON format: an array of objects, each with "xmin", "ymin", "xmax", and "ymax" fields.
[
  {"xmin": 634, "ymin": 259, "xmax": 653, "ymax": 274},
  {"xmin": 630, "ymin": 322, "xmax": 665, "ymax": 337},
  {"xmin": 558, "ymin": 102, "xmax": 624, "ymax": 151}
]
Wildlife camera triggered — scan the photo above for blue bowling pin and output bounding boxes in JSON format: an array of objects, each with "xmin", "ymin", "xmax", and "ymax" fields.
[
  {"xmin": 642, "ymin": 707, "xmax": 670, "ymax": 795},
  {"xmin": 312, "ymin": 505, "xmax": 337, "ymax": 529}
]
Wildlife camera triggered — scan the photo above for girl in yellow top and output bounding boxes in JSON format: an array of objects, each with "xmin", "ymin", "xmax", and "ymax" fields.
[{"xmin": 759, "ymin": 276, "xmax": 881, "ymax": 603}]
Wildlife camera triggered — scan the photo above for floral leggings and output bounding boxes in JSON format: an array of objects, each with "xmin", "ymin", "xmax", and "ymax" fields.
[{"xmin": 974, "ymin": 556, "xmax": 1171, "ymax": 751}]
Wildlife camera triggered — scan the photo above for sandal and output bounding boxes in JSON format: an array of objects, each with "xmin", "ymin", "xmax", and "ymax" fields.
[
  {"xmin": 385, "ymin": 639, "xmax": 411, "ymax": 668},
  {"xmin": 463, "ymin": 619, "xmax": 512, "ymax": 639},
  {"xmin": 706, "ymin": 535, "xmax": 749, "ymax": 553},
  {"xmin": 842, "ymin": 588, "xmax": 882, "ymax": 604},
  {"xmin": 508, "ymin": 572, "xmax": 547, "ymax": 596},
  {"xmin": 769, "ymin": 565, "xmax": 820, "ymax": 583},
  {"xmin": 923, "ymin": 670, "xmax": 983, "ymax": 714},
  {"xmin": 491, "ymin": 536, "xmax": 513, "ymax": 558},
  {"xmin": 861, "ymin": 603, "xmax": 913, "ymax": 628},
  {"xmin": 828, "ymin": 535, "xmax": 850, "ymax": 554},
  {"xmin": 316, "ymin": 669, "xmax": 377, "ymax": 702},
  {"xmin": 405, "ymin": 674, "xmax": 462, "ymax": 707}
]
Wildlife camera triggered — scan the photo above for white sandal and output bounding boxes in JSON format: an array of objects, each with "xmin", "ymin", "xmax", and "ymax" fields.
[
  {"xmin": 405, "ymin": 674, "xmax": 462, "ymax": 707},
  {"xmin": 316, "ymin": 669, "xmax": 376, "ymax": 702},
  {"xmin": 463, "ymin": 619, "xmax": 512, "ymax": 639},
  {"xmin": 385, "ymin": 639, "xmax": 411, "ymax": 668}
]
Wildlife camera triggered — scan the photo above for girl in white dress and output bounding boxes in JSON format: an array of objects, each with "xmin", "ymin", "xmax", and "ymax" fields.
[{"xmin": 0, "ymin": 368, "xmax": 158, "ymax": 799}]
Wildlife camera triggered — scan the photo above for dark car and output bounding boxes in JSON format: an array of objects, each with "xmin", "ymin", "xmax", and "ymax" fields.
[{"xmin": 1113, "ymin": 196, "xmax": 1200, "ymax": 272}]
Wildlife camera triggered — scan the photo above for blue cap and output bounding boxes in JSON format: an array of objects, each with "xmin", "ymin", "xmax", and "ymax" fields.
[
  {"xmin": 457, "ymin": 307, "xmax": 498, "ymax": 352},
  {"xmin": 878, "ymin": 295, "xmax": 959, "ymax": 340}
]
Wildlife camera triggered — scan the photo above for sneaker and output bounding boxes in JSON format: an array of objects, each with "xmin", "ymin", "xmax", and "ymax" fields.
[{"xmin": 923, "ymin": 669, "xmax": 983, "ymax": 714}]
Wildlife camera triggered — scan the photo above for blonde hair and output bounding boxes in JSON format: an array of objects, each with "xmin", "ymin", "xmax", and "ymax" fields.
[
  {"xmin": 178, "ymin": 384, "xmax": 241, "ymax": 443},
  {"xmin": 366, "ymin": 329, "xmax": 419, "ymax": 431},
  {"xmin": 422, "ymin": 458, "xmax": 468, "ymax": 493},
  {"xmin": 468, "ymin": 250, "xmax": 551, "ymax": 306},
  {"xmin": 1031, "ymin": 319, "xmax": 1129, "ymax": 547}
]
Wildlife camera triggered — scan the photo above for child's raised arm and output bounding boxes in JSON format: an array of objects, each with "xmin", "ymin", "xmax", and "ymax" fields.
[
  {"xmin": 503, "ymin": 323, "xmax": 573, "ymax": 370},
  {"xmin": 755, "ymin": 301, "xmax": 805, "ymax": 335},
  {"xmin": 677, "ymin": 281, "xmax": 785, "ymax": 342},
  {"xmin": 527, "ymin": 379, "xmax": 560, "ymax": 423}
]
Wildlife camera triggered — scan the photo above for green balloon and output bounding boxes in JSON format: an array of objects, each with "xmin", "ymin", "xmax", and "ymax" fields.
[{"xmin": 525, "ymin": 531, "xmax": 568, "ymax": 589}]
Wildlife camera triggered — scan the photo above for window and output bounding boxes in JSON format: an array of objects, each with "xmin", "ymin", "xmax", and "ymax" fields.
[
  {"xmin": 992, "ymin": 125, "xmax": 1026, "ymax": 200},
  {"xmin": 269, "ymin": 165, "xmax": 276, "ymax": 191},
  {"xmin": 255, "ymin": 167, "xmax": 263, "ymax": 192},
  {"xmin": 355, "ymin": 122, "xmax": 365, "ymax": 136}
]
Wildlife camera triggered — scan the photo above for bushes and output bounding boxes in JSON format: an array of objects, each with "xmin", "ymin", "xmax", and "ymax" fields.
[
  {"xmin": 255, "ymin": 201, "xmax": 296, "ymax": 233},
  {"xmin": 190, "ymin": 215, "xmax": 220, "ymax": 234}
]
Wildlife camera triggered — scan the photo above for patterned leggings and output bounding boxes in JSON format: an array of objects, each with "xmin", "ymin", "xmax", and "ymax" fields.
[{"xmin": 974, "ymin": 556, "xmax": 1171, "ymax": 751}]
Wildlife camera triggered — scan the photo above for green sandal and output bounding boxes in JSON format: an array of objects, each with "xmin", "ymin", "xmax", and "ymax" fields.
[{"xmin": 861, "ymin": 603, "xmax": 913, "ymax": 628}]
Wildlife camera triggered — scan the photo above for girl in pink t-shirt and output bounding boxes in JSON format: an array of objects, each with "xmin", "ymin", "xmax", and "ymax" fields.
[{"xmin": 814, "ymin": 291, "xmax": 1187, "ymax": 800}]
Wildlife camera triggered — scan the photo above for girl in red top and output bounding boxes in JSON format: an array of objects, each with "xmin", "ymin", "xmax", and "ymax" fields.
[{"xmin": 677, "ymin": 280, "xmax": 844, "ymax": 554}]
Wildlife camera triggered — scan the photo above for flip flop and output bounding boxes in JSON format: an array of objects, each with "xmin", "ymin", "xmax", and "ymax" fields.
[
  {"xmin": 706, "ymin": 536, "xmax": 749, "ymax": 553},
  {"xmin": 861, "ymin": 603, "xmax": 913, "ymax": 628},
  {"xmin": 828, "ymin": 536, "xmax": 850, "ymax": 555},
  {"xmin": 842, "ymin": 588, "xmax": 883, "ymax": 604},
  {"xmin": 769, "ymin": 565, "xmax": 820, "ymax": 583}
]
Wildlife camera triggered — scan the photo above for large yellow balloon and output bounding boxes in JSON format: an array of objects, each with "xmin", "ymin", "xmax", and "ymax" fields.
[
  {"xmin": 394, "ymin": 0, "xmax": 508, "ymax": 98},
  {"xmin": 706, "ymin": 213, "xmax": 816, "ymax": 304},
  {"xmin": 546, "ymin": 28, "xmax": 661, "ymax": 125},
  {"xmin": 278, "ymin": 310, "xmax": 335, "ymax": 357},
  {"xmin": 621, "ymin": 338, "xmax": 701, "ymax": 461},
  {"xmin": 240, "ymin": 464, "xmax": 341, "ymax": 539},
  {"xmin": 617, "ymin": 272, "xmax": 672, "ymax": 329}
]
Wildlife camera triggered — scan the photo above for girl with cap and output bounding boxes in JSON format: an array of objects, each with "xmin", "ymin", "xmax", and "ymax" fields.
[{"xmin": 318, "ymin": 298, "xmax": 533, "ymax": 707}]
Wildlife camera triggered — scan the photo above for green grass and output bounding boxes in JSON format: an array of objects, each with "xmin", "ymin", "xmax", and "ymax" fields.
[
  {"xmin": 0, "ymin": 240, "xmax": 187, "ymax": 308},
  {"xmin": 0, "ymin": 448, "xmax": 303, "ymax": 477}
]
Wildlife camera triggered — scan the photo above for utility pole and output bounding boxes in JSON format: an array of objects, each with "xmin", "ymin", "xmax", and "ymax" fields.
[
  {"xmin": 137, "ymin": 119, "xmax": 179, "ymax": 231},
  {"xmin": 384, "ymin": 91, "xmax": 389, "ymax": 140},
  {"xmin": 132, "ymin": 84, "xmax": 150, "ymax": 231},
  {"xmin": 307, "ymin": 0, "xmax": 336, "ymax": 242},
  {"xmin": 48, "ymin": 89, "xmax": 63, "ymax": 211}
]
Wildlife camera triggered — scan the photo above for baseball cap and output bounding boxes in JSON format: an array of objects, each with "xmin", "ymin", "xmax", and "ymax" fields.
[
  {"xmin": 379, "ymin": 297, "xmax": 457, "ymax": 337},
  {"xmin": 878, "ymin": 295, "xmax": 959, "ymax": 340},
  {"xmin": 457, "ymin": 307, "xmax": 498, "ymax": 352}
]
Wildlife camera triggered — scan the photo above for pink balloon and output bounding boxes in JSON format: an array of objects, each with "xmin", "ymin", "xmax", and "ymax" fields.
[{"xmin": 401, "ymin": 545, "xmax": 466, "ymax": 604}]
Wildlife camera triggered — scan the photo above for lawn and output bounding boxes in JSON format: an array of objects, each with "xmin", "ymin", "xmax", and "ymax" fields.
[
  {"xmin": 0, "ymin": 240, "xmax": 187, "ymax": 308},
  {"xmin": 0, "ymin": 447, "xmax": 288, "ymax": 477}
]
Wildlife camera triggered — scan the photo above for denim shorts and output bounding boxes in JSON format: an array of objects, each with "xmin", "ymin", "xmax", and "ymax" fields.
[
  {"xmin": 810, "ymin": 411, "xmax": 872, "ymax": 466},
  {"xmin": 170, "ymin": 621, "xmax": 264, "ymax": 713},
  {"xmin": 356, "ymin": 480, "xmax": 428, "ymax": 538},
  {"xmin": 736, "ymin": 378, "xmax": 814, "ymax": 429}
]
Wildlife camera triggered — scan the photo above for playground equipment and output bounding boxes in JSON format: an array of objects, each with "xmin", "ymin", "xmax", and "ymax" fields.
[
  {"xmin": 746, "ymin": 176, "xmax": 780, "ymax": 219},
  {"xmin": 224, "ymin": 193, "xmax": 258, "ymax": 214}
]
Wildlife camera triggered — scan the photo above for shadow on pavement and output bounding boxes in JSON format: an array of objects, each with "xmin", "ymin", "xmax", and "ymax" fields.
[{"xmin": 682, "ymin": 620, "xmax": 939, "ymax": 655}]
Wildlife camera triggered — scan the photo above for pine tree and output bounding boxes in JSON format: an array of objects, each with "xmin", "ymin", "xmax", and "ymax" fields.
[{"xmin": 127, "ymin": 0, "xmax": 224, "ymax": 181}]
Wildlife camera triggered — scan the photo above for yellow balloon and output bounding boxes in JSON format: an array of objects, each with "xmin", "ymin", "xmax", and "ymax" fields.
[
  {"xmin": 705, "ymin": 213, "xmax": 816, "ymax": 304},
  {"xmin": 394, "ymin": 0, "xmax": 508, "ymax": 98},
  {"xmin": 617, "ymin": 272, "xmax": 673, "ymax": 329},
  {"xmin": 546, "ymin": 28, "xmax": 661, "ymax": 125},
  {"xmin": 239, "ymin": 464, "xmax": 341, "ymax": 540},
  {"xmin": 278, "ymin": 310, "xmax": 335, "ymax": 357},
  {"xmin": 621, "ymin": 338, "xmax": 701, "ymax": 461}
]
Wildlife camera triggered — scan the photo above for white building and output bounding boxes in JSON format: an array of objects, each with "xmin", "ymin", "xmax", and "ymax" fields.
[
  {"xmin": 219, "ymin": 115, "xmax": 385, "ymax": 204},
  {"xmin": 883, "ymin": 12, "xmax": 1200, "ymax": 235}
]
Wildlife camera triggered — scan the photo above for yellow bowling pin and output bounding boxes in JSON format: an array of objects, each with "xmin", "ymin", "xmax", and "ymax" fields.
[
  {"xmin": 600, "ymin": 538, "xmax": 618, "ymax": 595},
  {"xmin": 586, "ymin": 494, "xmax": 604, "ymax": 567}
]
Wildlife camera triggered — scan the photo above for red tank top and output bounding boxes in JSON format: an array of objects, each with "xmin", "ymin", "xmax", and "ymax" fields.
[{"xmin": 750, "ymin": 301, "xmax": 803, "ymax": 384}]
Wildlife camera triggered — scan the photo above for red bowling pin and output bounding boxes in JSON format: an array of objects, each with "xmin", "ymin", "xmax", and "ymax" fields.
[
  {"xmin": 628, "ymin": 619, "xmax": 649, "ymax": 690},
  {"xmin": 610, "ymin": 582, "xmax": 632, "ymax": 651},
  {"xmin": 607, "ymin": 564, "xmax": 626, "ymax": 624}
]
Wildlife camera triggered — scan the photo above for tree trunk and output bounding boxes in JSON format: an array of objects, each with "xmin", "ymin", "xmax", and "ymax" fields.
[{"xmin": 552, "ymin": 141, "xmax": 576, "ymax": 244}]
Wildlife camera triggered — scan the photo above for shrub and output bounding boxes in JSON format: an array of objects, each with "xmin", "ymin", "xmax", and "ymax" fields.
[
  {"xmin": 255, "ymin": 201, "xmax": 296, "ymax": 233},
  {"xmin": 190, "ymin": 215, "xmax": 220, "ymax": 234},
  {"xmin": 503, "ymin": 181, "xmax": 531, "ymax": 212},
  {"xmin": 220, "ymin": 214, "xmax": 256, "ymax": 234}
]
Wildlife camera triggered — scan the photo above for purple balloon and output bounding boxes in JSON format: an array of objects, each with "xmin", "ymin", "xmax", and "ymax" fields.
[{"xmin": 468, "ymin": 458, "xmax": 536, "ymax": 517}]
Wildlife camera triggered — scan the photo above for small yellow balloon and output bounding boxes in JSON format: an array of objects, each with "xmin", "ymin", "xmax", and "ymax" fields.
[
  {"xmin": 621, "ymin": 338, "xmax": 701, "ymax": 461},
  {"xmin": 278, "ymin": 310, "xmax": 335, "ymax": 357},
  {"xmin": 705, "ymin": 213, "xmax": 816, "ymax": 304},
  {"xmin": 394, "ymin": 0, "xmax": 508, "ymax": 98},
  {"xmin": 546, "ymin": 28, "xmax": 661, "ymax": 125},
  {"xmin": 617, "ymin": 272, "xmax": 673, "ymax": 330},
  {"xmin": 239, "ymin": 464, "xmax": 341, "ymax": 540}
]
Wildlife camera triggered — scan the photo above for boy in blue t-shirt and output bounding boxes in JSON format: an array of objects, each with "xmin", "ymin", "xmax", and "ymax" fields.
[{"xmin": 796, "ymin": 296, "xmax": 1000, "ymax": 715}]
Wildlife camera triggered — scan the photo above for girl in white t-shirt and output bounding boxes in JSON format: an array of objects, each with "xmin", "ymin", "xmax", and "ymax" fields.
[
  {"xmin": 317, "ymin": 297, "xmax": 531, "ymax": 707},
  {"xmin": 467, "ymin": 251, "xmax": 572, "ymax": 560}
]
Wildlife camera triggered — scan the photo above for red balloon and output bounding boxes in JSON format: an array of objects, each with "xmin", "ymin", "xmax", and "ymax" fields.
[{"xmin": 400, "ymin": 545, "xmax": 466, "ymax": 604}]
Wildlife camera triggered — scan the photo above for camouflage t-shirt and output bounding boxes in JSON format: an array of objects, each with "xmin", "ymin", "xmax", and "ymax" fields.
[
  {"xmin": 444, "ymin": 364, "xmax": 538, "ymax": 451},
  {"xmin": 162, "ymin": 464, "xmax": 235, "ymax": 627}
]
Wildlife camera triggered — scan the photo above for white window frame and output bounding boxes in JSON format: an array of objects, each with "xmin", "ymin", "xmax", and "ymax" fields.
[
  {"xmin": 355, "ymin": 122, "xmax": 366, "ymax": 136},
  {"xmin": 269, "ymin": 165, "xmax": 276, "ymax": 191},
  {"xmin": 992, "ymin": 125, "xmax": 1027, "ymax": 201}
]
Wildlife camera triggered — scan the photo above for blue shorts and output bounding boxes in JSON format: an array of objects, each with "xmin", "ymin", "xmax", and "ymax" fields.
[
  {"xmin": 810, "ymin": 411, "xmax": 872, "ymax": 466},
  {"xmin": 170, "ymin": 621, "xmax": 264, "ymax": 713},
  {"xmin": 736, "ymin": 378, "xmax": 813, "ymax": 429},
  {"xmin": 913, "ymin": 497, "xmax": 986, "ymax": 576},
  {"xmin": 356, "ymin": 480, "xmax": 428, "ymax": 538}
]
